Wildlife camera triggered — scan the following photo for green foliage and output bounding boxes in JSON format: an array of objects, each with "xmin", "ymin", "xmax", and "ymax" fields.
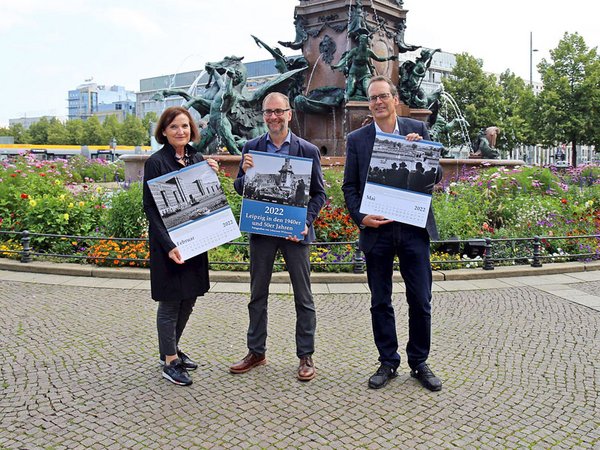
[
  {"xmin": 535, "ymin": 32, "xmax": 600, "ymax": 161},
  {"xmin": 83, "ymin": 116, "xmax": 104, "ymax": 145},
  {"xmin": 2, "ymin": 156, "xmax": 599, "ymax": 269},
  {"xmin": 217, "ymin": 170, "xmax": 242, "ymax": 224},
  {"xmin": 65, "ymin": 120, "xmax": 85, "ymax": 145},
  {"xmin": 101, "ymin": 116, "xmax": 120, "ymax": 146},
  {"xmin": 0, "ymin": 156, "xmax": 107, "ymax": 252},
  {"xmin": 322, "ymin": 166, "xmax": 346, "ymax": 207},
  {"xmin": 28, "ymin": 117, "xmax": 50, "ymax": 144},
  {"xmin": 443, "ymin": 53, "xmax": 504, "ymax": 144},
  {"xmin": 8, "ymin": 123, "xmax": 31, "ymax": 144},
  {"xmin": 104, "ymin": 182, "xmax": 147, "ymax": 238},
  {"xmin": 47, "ymin": 118, "xmax": 69, "ymax": 145},
  {"xmin": 66, "ymin": 155, "xmax": 124, "ymax": 183},
  {"xmin": 118, "ymin": 115, "xmax": 148, "ymax": 146}
]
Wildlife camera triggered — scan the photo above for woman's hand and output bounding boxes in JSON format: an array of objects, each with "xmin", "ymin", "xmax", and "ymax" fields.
[
  {"xmin": 168, "ymin": 247, "xmax": 185, "ymax": 264},
  {"xmin": 206, "ymin": 158, "xmax": 219, "ymax": 173}
]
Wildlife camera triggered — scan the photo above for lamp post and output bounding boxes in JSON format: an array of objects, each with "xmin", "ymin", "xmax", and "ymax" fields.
[{"xmin": 529, "ymin": 31, "xmax": 539, "ymax": 86}]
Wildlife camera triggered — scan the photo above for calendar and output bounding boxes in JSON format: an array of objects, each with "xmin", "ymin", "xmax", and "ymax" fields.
[
  {"xmin": 359, "ymin": 132, "xmax": 443, "ymax": 228},
  {"xmin": 147, "ymin": 160, "xmax": 241, "ymax": 261},
  {"xmin": 239, "ymin": 151, "xmax": 312, "ymax": 239}
]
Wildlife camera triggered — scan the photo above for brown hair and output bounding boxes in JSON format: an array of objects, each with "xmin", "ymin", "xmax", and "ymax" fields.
[
  {"xmin": 154, "ymin": 107, "xmax": 200, "ymax": 144},
  {"xmin": 367, "ymin": 75, "xmax": 398, "ymax": 97}
]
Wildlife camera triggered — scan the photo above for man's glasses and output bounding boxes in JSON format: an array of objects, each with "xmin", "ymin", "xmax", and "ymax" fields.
[
  {"xmin": 368, "ymin": 93, "xmax": 393, "ymax": 103},
  {"xmin": 262, "ymin": 108, "xmax": 291, "ymax": 117}
]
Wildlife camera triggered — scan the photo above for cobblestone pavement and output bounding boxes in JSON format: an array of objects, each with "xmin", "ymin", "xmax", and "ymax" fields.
[{"xmin": 1, "ymin": 280, "xmax": 599, "ymax": 449}]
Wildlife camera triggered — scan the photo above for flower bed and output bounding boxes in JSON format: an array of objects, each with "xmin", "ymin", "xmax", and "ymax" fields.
[{"xmin": 1, "ymin": 155, "xmax": 599, "ymax": 270}]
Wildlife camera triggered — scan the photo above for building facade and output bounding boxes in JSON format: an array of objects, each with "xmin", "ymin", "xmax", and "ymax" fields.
[{"xmin": 68, "ymin": 82, "xmax": 136, "ymax": 121}]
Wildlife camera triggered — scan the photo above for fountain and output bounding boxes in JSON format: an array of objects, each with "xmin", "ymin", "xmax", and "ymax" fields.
[{"xmin": 123, "ymin": 0, "xmax": 520, "ymax": 181}]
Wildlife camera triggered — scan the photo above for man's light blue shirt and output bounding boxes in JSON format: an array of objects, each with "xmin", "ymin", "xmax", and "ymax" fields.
[
  {"xmin": 266, "ymin": 131, "xmax": 291, "ymax": 155},
  {"xmin": 374, "ymin": 119, "xmax": 400, "ymax": 136}
]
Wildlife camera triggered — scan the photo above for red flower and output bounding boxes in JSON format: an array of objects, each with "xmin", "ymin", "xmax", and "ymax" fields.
[
  {"xmin": 10, "ymin": 173, "xmax": 16, "ymax": 178},
  {"xmin": 39, "ymin": 173, "xmax": 46, "ymax": 177},
  {"xmin": 561, "ymin": 198, "xmax": 567, "ymax": 204},
  {"xmin": 20, "ymin": 193, "xmax": 29, "ymax": 199}
]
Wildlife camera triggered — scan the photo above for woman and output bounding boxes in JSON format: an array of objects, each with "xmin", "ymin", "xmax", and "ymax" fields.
[{"xmin": 142, "ymin": 106, "xmax": 218, "ymax": 386}]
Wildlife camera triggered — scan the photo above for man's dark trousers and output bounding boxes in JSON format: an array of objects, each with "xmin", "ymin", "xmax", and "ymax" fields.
[
  {"xmin": 247, "ymin": 234, "xmax": 316, "ymax": 358},
  {"xmin": 364, "ymin": 222, "xmax": 432, "ymax": 370}
]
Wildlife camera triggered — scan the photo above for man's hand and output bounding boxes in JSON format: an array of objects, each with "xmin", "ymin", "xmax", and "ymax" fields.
[
  {"xmin": 242, "ymin": 154, "xmax": 254, "ymax": 172},
  {"xmin": 168, "ymin": 247, "xmax": 185, "ymax": 264},
  {"xmin": 361, "ymin": 215, "xmax": 393, "ymax": 228},
  {"xmin": 405, "ymin": 133, "xmax": 423, "ymax": 141},
  {"xmin": 286, "ymin": 224, "xmax": 308, "ymax": 243}
]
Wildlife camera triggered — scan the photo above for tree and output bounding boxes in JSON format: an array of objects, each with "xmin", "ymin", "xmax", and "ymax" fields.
[
  {"xmin": 8, "ymin": 123, "xmax": 31, "ymax": 144},
  {"xmin": 534, "ymin": 32, "xmax": 600, "ymax": 166},
  {"xmin": 442, "ymin": 53, "xmax": 504, "ymax": 146},
  {"xmin": 142, "ymin": 112, "xmax": 158, "ymax": 145},
  {"xmin": 65, "ymin": 119, "xmax": 85, "ymax": 145},
  {"xmin": 102, "ymin": 115, "xmax": 121, "ymax": 146},
  {"xmin": 497, "ymin": 70, "xmax": 537, "ymax": 153},
  {"xmin": 83, "ymin": 116, "xmax": 104, "ymax": 145},
  {"xmin": 47, "ymin": 118, "xmax": 69, "ymax": 145},
  {"xmin": 28, "ymin": 117, "xmax": 51, "ymax": 144},
  {"xmin": 118, "ymin": 114, "xmax": 147, "ymax": 146}
]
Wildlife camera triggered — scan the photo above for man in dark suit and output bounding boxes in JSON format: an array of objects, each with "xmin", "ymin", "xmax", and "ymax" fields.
[
  {"xmin": 342, "ymin": 76, "xmax": 442, "ymax": 391},
  {"xmin": 230, "ymin": 92, "xmax": 326, "ymax": 381}
]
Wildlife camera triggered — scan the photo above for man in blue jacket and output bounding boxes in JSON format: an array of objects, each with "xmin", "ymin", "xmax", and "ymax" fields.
[
  {"xmin": 230, "ymin": 92, "xmax": 326, "ymax": 381},
  {"xmin": 343, "ymin": 76, "xmax": 443, "ymax": 391}
]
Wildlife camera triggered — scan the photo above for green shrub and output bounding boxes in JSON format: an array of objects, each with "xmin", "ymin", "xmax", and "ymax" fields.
[{"xmin": 103, "ymin": 182, "xmax": 147, "ymax": 238}]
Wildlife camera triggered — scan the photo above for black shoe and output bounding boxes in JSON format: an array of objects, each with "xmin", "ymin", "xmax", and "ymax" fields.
[
  {"xmin": 162, "ymin": 358, "xmax": 192, "ymax": 386},
  {"xmin": 159, "ymin": 350, "xmax": 198, "ymax": 371},
  {"xmin": 176, "ymin": 350, "xmax": 198, "ymax": 370},
  {"xmin": 368, "ymin": 364, "xmax": 397, "ymax": 389},
  {"xmin": 410, "ymin": 363, "xmax": 442, "ymax": 391}
]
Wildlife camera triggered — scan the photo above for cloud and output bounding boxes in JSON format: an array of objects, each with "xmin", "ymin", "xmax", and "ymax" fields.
[{"xmin": 101, "ymin": 7, "xmax": 165, "ymax": 38}]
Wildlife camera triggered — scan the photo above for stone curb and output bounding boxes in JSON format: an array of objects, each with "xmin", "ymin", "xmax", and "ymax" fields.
[{"xmin": 1, "ymin": 257, "xmax": 599, "ymax": 283}]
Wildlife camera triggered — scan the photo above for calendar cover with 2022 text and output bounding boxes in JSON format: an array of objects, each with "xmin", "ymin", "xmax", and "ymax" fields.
[
  {"xmin": 239, "ymin": 151, "xmax": 312, "ymax": 239},
  {"xmin": 359, "ymin": 132, "xmax": 443, "ymax": 228},
  {"xmin": 147, "ymin": 160, "xmax": 241, "ymax": 261}
]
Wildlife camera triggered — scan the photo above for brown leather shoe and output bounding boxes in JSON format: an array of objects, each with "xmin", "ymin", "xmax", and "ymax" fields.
[
  {"xmin": 297, "ymin": 355, "xmax": 316, "ymax": 381},
  {"xmin": 229, "ymin": 352, "xmax": 267, "ymax": 374}
]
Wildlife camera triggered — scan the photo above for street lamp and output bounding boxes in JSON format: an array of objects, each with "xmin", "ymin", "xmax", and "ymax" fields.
[{"xmin": 529, "ymin": 31, "xmax": 539, "ymax": 86}]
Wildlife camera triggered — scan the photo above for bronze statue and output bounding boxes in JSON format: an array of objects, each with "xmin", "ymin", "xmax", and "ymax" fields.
[
  {"xmin": 154, "ymin": 54, "xmax": 306, "ymax": 154},
  {"xmin": 251, "ymin": 35, "xmax": 308, "ymax": 102},
  {"xmin": 347, "ymin": 0, "xmax": 374, "ymax": 41},
  {"xmin": 278, "ymin": 15, "xmax": 308, "ymax": 50},
  {"xmin": 471, "ymin": 128, "xmax": 500, "ymax": 159},
  {"xmin": 294, "ymin": 86, "xmax": 345, "ymax": 114},
  {"xmin": 394, "ymin": 18, "xmax": 420, "ymax": 53},
  {"xmin": 331, "ymin": 34, "xmax": 396, "ymax": 101},
  {"xmin": 398, "ymin": 48, "xmax": 440, "ymax": 108}
]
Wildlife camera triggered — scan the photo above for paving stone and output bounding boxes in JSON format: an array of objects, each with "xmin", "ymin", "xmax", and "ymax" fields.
[{"xmin": 0, "ymin": 280, "xmax": 598, "ymax": 448}]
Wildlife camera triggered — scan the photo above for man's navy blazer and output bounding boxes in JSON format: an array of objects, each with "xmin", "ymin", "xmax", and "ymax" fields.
[
  {"xmin": 234, "ymin": 132, "xmax": 326, "ymax": 244},
  {"xmin": 342, "ymin": 118, "xmax": 442, "ymax": 253}
]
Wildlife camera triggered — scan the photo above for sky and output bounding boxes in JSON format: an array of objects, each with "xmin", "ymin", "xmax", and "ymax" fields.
[{"xmin": 0, "ymin": 0, "xmax": 597, "ymax": 126}]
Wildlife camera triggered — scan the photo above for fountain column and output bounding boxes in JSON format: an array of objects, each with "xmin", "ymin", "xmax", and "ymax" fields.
[{"xmin": 292, "ymin": 0, "xmax": 412, "ymax": 156}]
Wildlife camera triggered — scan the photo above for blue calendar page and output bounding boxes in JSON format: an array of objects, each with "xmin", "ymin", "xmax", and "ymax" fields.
[
  {"xmin": 360, "ymin": 132, "xmax": 443, "ymax": 228},
  {"xmin": 239, "ymin": 151, "xmax": 312, "ymax": 239}
]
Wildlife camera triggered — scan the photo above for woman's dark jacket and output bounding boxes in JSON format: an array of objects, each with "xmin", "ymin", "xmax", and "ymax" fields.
[{"xmin": 142, "ymin": 143, "xmax": 210, "ymax": 301}]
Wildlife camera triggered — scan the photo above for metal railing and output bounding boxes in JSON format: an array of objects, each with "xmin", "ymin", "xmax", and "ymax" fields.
[{"xmin": 1, "ymin": 230, "xmax": 598, "ymax": 273}]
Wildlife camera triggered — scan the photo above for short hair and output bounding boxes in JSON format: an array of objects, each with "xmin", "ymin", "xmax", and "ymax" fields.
[
  {"xmin": 262, "ymin": 92, "xmax": 291, "ymax": 110},
  {"xmin": 367, "ymin": 75, "xmax": 398, "ymax": 97},
  {"xmin": 154, "ymin": 107, "xmax": 200, "ymax": 145}
]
